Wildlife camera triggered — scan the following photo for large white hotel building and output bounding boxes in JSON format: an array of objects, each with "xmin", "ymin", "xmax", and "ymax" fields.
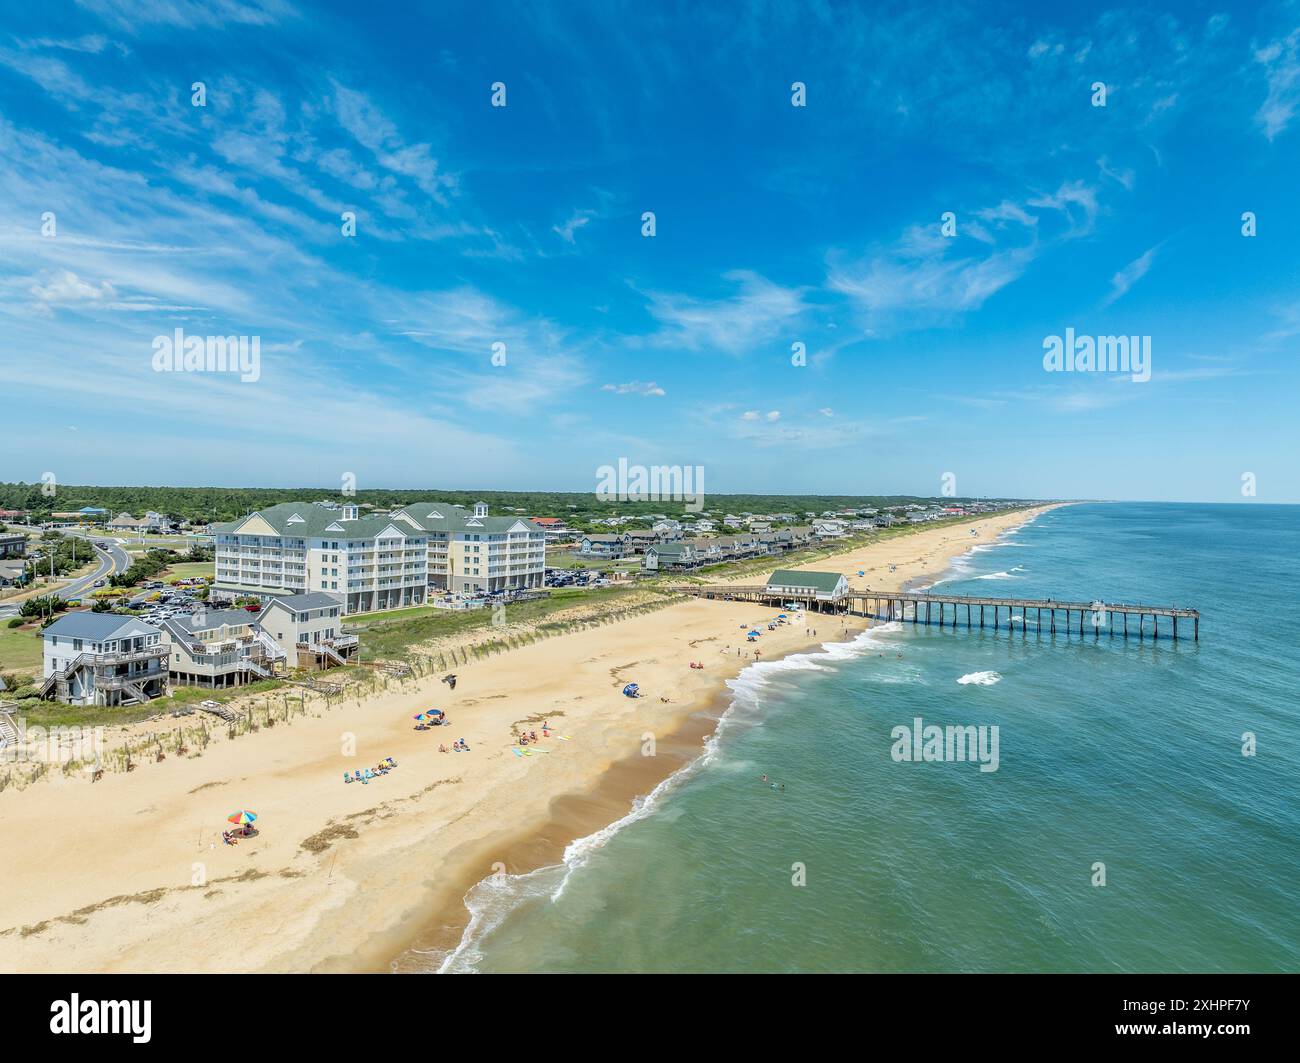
[{"xmin": 213, "ymin": 501, "xmax": 545, "ymax": 615}]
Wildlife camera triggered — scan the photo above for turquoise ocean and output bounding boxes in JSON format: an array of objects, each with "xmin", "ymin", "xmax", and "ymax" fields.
[{"xmin": 424, "ymin": 503, "xmax": 1300, "ymax": 973}]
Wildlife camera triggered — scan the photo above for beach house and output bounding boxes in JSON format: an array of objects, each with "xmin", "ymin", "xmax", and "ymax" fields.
[
  {"xmin": 0, "ymin": 559, "xmax": 26, "ymax": 587},
  {"xmin": 711, "ymin": 533, "xmax": 758, "ymax": 559},
  {"xmin": 578, "ymin": 533, "xmax": 625, "ymax": 559},
  {"xmin": 812, "ymin": 518, "xmax": 847, "ymax": 538},
  {"xmin": 39, "ymin": 614, "xmax": 169, "ymax": 706},
  {"xmin": 158, "ymin": 608, "xmax": 288, "ymax": 688},
  {"xmin": 256, "ymin": 592, "xmax": 358, "ymax": 669},
  {"xmin": 642, "ymin": 541, "xmax": 699, "ymax": 571},
  {"xmin": 620, "ymin": 529, "xmax": 660, "ymax": 554},
  {"xmin": 773, "ymin": 526, "xmax": 814, "ymax": 551},
  {"xmin": 764, "ymin": 569, "xmax": 849, "ymax": 602}
]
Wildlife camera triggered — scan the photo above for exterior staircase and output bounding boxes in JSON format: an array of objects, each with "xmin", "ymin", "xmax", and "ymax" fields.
[
  {"xmin": 242, "ymin": 657, "xmax": 272, "ymax": 680},
  {"xmin": 318, "ymin": 643, "xmax": 348, "ymax": 667},
  {"xmin": 0, "ymin": 706, "xmax": 20, "ymax": 752},
  {"xmin": 38, "ymin": 652, "xmax": 97, "ymax": 700}
]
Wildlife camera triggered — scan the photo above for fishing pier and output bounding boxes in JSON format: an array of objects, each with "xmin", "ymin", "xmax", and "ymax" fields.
[{"xmin": 673, "ymin": 585, "xmax": 1200, "ymax": 641}]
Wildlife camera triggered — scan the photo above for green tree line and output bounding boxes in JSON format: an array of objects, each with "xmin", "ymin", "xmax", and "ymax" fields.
[{"xmin": 0, "ymin": 482, "xmax": 1030, "ymax": 526}]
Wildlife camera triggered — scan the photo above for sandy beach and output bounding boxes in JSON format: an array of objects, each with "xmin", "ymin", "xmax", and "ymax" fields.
[{"xmin": 0, "ymin": 505, "xmax": 1059, "ymax": 973}]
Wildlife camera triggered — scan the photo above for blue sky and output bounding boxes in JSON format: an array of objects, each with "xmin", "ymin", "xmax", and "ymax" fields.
[{"xmin": 1, "ymin": 0, "xmax": 1298, "ymax": 502}]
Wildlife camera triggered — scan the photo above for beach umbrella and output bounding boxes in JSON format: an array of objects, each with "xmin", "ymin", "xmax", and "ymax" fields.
[
  {"xmin": 747, "ymin": 630, "xmax": 761, "ymax": 637},
  {"xmin": 427, "ymin": 708, "xmax": 444, "ymax": 716},
  {"xmin": 227, "ymin": 810, "xmax": 257, "ymax": 825}
]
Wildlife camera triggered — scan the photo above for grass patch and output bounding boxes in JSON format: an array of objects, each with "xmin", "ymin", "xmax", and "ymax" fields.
[
  {"xmin": 0, "ymin": 622, "xmax": 43, "ymax": 678},
  {"xmin": 350, "ymin": 585, "xmax": 646, "ymax": 660},
  {"xmin": 161, "ymin": 561, "xmax": 215, "ymax": 581},
  {"xmin": 545, "ymin": 551, "xmax": 642, "ymax": 572},
  {"xmin": 8, "ymin": 676, "xmax": 289, "ymax": 730}
]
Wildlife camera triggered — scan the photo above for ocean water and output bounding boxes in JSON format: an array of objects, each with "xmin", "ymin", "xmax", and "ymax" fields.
[{"xmin": 431, "ymin": 503, "xmax": 1300, "ymax": 973}]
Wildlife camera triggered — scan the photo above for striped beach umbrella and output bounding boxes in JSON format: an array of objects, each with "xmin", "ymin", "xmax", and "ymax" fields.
[{"xmin": 227, "ymin": 810, "xmax": 257, "ymax": 825}]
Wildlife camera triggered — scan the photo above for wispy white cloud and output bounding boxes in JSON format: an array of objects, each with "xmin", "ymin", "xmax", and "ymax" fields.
[
  {"xmin": 15, "ymin": 34, "xmax": 126, "ymax": 55},
  {"xmin": 1103, "ymin": 246, "xmax": 1158, "ymax": 306},
  {"xmin": 74, "ymin": 0, "xmax": 296, "ymax": 31},
  {"xmin": 1255, "ymin": 29, "xmax": 1300, "ymax": 140},
  {"xmin": 331, "ymin": 82, "xmax": 457, "ymax": 205},
  {"xmin": 637, "ymin": 270, "xmax": 807, "ymax": 355},
  {"xmin": 602, "ymin": 380, "xmax": 665, "ymax": 396},
  {"xmin": 554, "ymin": 209, "xmax": 596, "ymax": 244},
  {"xmin": 829, "ymin": 182, "xmax": 1103, "ymax": 333}
]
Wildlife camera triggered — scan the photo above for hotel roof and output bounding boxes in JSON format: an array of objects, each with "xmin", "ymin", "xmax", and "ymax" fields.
[
  {"xmin": 212, "ymin": 502, "xmax": 421, "ymax": 540},
  {"xmin": 390, "ymin": 504, "xmax": 541, "ymax": 535}
]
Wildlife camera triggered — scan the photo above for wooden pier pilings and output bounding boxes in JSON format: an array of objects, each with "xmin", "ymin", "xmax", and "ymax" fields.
[{"xmin": 672, "ymin": 585, "xmax": 1200, "ymax": 641}]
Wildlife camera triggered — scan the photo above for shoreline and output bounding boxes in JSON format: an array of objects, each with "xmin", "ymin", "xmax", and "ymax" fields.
[
  {"xmin": 385, "ymin": 505, "xmax": 1067, "ymax": 973},
  {"xmin": 0, "ymin": 505, "xmax": 1062, "ymax": 974}
]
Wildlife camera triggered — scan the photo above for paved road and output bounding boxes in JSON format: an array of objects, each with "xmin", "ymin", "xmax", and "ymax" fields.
[
  {"xmin": 0, "ymin": 531, "xmax": 130, "ymax": 620},
  {"xmin": 58, "ymin": 532, "xmax": 130, "ymax": 600}
]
